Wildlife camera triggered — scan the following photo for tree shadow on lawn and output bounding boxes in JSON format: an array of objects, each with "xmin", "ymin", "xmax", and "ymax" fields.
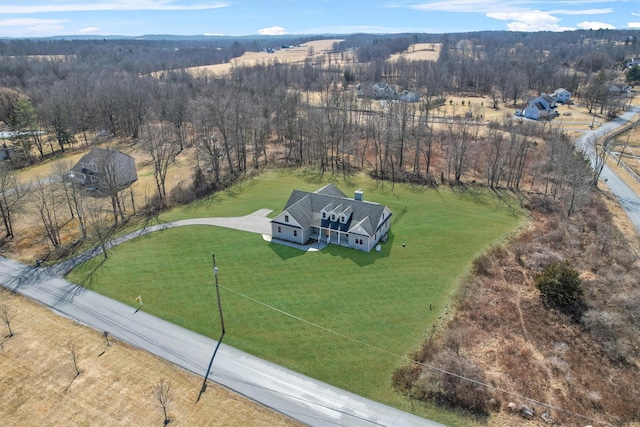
[
  {"xmin": 72, "ymin": 258, "xmax": 108, "ymax": 291},
  {"xmin": 298, "ymin": 168, "xmax": 355, "ymax": 189},
  {"xmin": 450, "ymin": 182, "xmax": 522, "ymax": 217}
]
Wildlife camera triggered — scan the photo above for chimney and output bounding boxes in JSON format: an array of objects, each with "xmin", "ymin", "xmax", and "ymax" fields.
[{"xmin": 354, "ymin": 189, "xmax": 363, "ymax": 201}]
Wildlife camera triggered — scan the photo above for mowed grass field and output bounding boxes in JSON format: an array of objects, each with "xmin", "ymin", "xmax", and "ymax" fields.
[{"xmin": 67, "ymin": 170, "xmax": 523, "ymax": 422}]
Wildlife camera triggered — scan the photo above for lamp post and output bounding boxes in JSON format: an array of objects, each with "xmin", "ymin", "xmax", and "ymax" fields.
[{"xmin": 197, "ymin": 253, "xmax": 226, "ymax": 402}]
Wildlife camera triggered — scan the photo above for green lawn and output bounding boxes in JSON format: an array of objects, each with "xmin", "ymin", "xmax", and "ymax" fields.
[{"xmin": 67, "ymin": 170, "xmax": 523, "ymax": 424}]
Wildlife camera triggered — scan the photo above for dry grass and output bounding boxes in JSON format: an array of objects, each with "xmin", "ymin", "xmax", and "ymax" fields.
[
  {"xmin": 0, "ymin": 288, "xmax": 300, "ymax": 426},
  {"xmin": 405, "ymin": 191, "xmax": 640, "ymax": 426},
  {"xmin": 183, "ymin": 39, "xmax": 343, "ymax": 76},
  {"xmin": 389, "ymin": 43, "xmax": 440, "ymax": 62},
  {"xmin": 180, "ymin": 41, "xmax": 438, "ymax": 77},
  {"xmin": 6, "ymin": 138, "xmax": 195, "ymax": 264}
]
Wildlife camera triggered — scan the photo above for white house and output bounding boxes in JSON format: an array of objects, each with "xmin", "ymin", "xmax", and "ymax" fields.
[
  {"xmin": 609, "ymin": 84, "xmax": 632, "ymax": 95},
  {"xmin": 271, "ymin": 184, "xmax": 392, "ymax": 252},
  {"xmin": 551, "ymin": 88, "xmax": 571, "ymax": 104},
  {"xmin": 398, "ymin": 90, "xmax": 420, "ymax": 102},
  {"xmin": 523, "ymin": 94, "xmax": 558, "ymax": 120},
  {"xmin": 356, "ymin": 82, "xmax": 396, "ymax": 100}
]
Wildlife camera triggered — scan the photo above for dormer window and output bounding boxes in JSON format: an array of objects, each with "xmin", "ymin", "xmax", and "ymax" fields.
[
  {"xmin": 331, "ymin": 214, "xmax": 336, "ymax": 221},
  {"xmin": 340, "ymin": 215, "xmax": 346, "ymax": 223},
  {"xmin": 284, "ymin": 215, "xmax": 289, "ymax": 222},
  {"xmin": 322, "ymin": 212, "xmax": 327, "ymax": 219}
]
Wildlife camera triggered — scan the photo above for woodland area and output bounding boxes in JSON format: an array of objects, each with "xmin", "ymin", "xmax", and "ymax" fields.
[{"xmin": 1, "ymin": 29, "xmax": 640, "ymax": 425}]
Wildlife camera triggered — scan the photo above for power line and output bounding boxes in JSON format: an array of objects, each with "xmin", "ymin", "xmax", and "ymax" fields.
[{"xmin": 219, "ymin": 284, "xmax": 615, "ymax": 427}]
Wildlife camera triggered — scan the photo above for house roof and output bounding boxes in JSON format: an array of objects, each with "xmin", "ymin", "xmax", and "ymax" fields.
[
  {"xmin": 276, "ymin": 185, "xmax": 391, "ymax": 238},
  {"xmin": 71, "ymin": 147, "xmax": 137, "ymax": 190},
  {"xmin": 72, "ymin": 148, "xmax": 134, "ymax": 173},
  {"xmin": 540, "ymin": 94, "xmax": 555, "ymax": 104}
]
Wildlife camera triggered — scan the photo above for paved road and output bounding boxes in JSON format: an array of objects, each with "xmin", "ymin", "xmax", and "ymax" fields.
[
  {"xmin": 576, "ymin": 106, "xmax": 640, "ymax": 234},
  {"xmin": 0, "ymin": 210, "xmax": 442, "ymax": 427}
]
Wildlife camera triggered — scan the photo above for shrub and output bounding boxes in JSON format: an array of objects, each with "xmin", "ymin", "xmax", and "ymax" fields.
[
  {"xmin": 420, "ymin": 349, "xmax": 491, "ymax": 415},
  {"xmin": 535, "ymin": 260, "xmax": 584, "ymax": 318}
]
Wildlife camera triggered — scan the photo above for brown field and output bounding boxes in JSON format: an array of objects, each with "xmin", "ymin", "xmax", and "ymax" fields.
[
  {"xmin": 0, "ymin": 288, "xmax": 300, "ymax": 427},
  {"xmin": 184, "ymin": 39, "xmax": 343, "ymax": 76},
  {"xmin": 181, "ymin": 41, "xmax": 439, "ymax": 77},
  {"xmin": 388, "ymin": 43, "xmax": 440, "ymax": 62}
]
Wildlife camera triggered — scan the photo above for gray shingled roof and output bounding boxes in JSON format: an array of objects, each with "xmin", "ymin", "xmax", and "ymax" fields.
[
  {"xmin": 280, "ymin": 185, "xmax": 391, "ymax": 237},
  {"xmin": 71, "ymin": 147, "xmax": 137, "ymax": 189}
]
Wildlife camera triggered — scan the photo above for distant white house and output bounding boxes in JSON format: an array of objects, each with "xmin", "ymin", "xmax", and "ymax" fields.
[
  {"xmin": 398, "ymin": 90, "xmax": 420, "ymax": 102},
  {"xmin": 356, "ymin": 82, "xmax": 396, "ymax": 100},
  {"xmin": 551, "ymin": 88, "xmax": 571, "ymax": 104},
  {"xmin": 523, "ymin": 94, "xmax": 558, "ymax": 120},
  {"xmin": 624, "ymin": 58, "xmax": 640, "ymax": 68},
  {"xmin": 609, "ymin": 84, "xmax": 632, "ymax": 95}
]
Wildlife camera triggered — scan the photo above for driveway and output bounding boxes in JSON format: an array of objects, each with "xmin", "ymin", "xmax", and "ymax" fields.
[
  {"xmin": 52, "ymin": 209, "xmax": 275, "ymax": 275},
  {"xmin": 2, "ymin": 209, "xmax": 443, "ymax": 427}
]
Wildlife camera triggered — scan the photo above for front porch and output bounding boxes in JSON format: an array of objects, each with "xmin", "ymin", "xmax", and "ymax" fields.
[{"xmin": 312, "ymin": 227, "xmax": 351, "ymax": 248}]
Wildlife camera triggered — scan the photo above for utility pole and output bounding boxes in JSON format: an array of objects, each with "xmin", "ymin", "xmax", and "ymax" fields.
[{"xmin": 197, "ymin": 253, "xmax": 226, "ymax": 402}]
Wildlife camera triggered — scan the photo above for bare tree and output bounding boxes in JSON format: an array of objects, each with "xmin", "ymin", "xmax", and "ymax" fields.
[
  {"xmin": 564, "ymin": 151, "xmax": 593, "ymax": 218},
  {"xmin": 587, "ymin": 132, "xmax": 615, "ymax": 186},
  {"xmin": 67, "ymin": 341, "xmax": 81, "ymax": 376},
  {"xmin": 84, "ymin": 198, "xmax": 114, "ymax": 260},
  {"xmin": 52, "ymin": 159, "xmax": 87, "ymax": 238},
  {"xmin": 153, "ymin": 379, "xmax": 174, "ymax": 425},
  {"xmin": 1, "ymin": 304, "xmax": 15, "ymax": 338},
  {"xmin": 32, "ymin": 177, "xmax": 62, "ymax": 247},
  {"xmin": 158, "ymin": 83, "xmax": 189, "ymax": 151},
  {"xmin": 142, "ymin": 124, "xmax": 181, "ymax": 206},
  {"xmin": 0, "ymin": 164, "xmax": 27, "ymax": 239},
  {"xmin": 94, "ymin": 148, "xmax": 128, "ymax": 224}
]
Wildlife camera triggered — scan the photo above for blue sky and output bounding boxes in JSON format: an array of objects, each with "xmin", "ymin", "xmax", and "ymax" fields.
[{"xmin": 1, "ymin": 0, "xmax": 639, "ymax": 38}]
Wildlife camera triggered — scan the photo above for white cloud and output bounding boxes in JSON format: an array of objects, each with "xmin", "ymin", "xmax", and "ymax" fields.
[
  {"xmin": 78, "ymin": 26, "xmax": 100, "ymax": 34},
  {"xmin": 411, "ymin": 1, "xmax": 519, "ymax": 14},
  {"xmin": 204, "ymin": 33, "xmax": 225, "ymax": 36},
  {"xmin": 629, "ymin": 22, "xmax": 640, "ymax": 28},
  {"xmin": 487, "ymin": 11, "xmax": 574, "ymax": 32},
  {"xmin": 576, "ymin": 21, "xmax": 615, "ymax": 30},
  {"xmin": 2, "ymin": 1, "xmax": 229, "ymax": 14},
  {"xmin": 550, "ymin": 8, "xmax": 613, "ymax": 15},
  {"xmin": 258, "ymin": 26, "xmax": 287, "ymax": 35},
  {"xmin": 0, "ymin": 18, "xmax": 67, "ymax": 27}
]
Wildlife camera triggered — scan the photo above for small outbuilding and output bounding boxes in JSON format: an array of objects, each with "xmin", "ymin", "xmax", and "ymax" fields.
[{"xmin": 551, "ymin": 88, "xmax": 571, "ymax": 104}]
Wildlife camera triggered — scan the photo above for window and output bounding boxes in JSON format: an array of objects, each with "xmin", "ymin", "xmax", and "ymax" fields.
[
  {"xmin": 331, "ymin": 214, "xmax": 336, "ymax": 221},
  {"xmin": 340, "ymin": 215, "xmax": 345, "ymax": 223},
  {"xmin": 277, "ymin": 226, "xmax": 281, "ymax": 233},
  {"xmin": 322, "ymin": 212, "xmax": 326, "ymax": 219},
  {"xmin": 293, "ymin": 230, "xmax": 297, "ymax": 237},
  {"xmin": 284, "ymin": 215, "xmax": 289, "ymax": 222}
]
